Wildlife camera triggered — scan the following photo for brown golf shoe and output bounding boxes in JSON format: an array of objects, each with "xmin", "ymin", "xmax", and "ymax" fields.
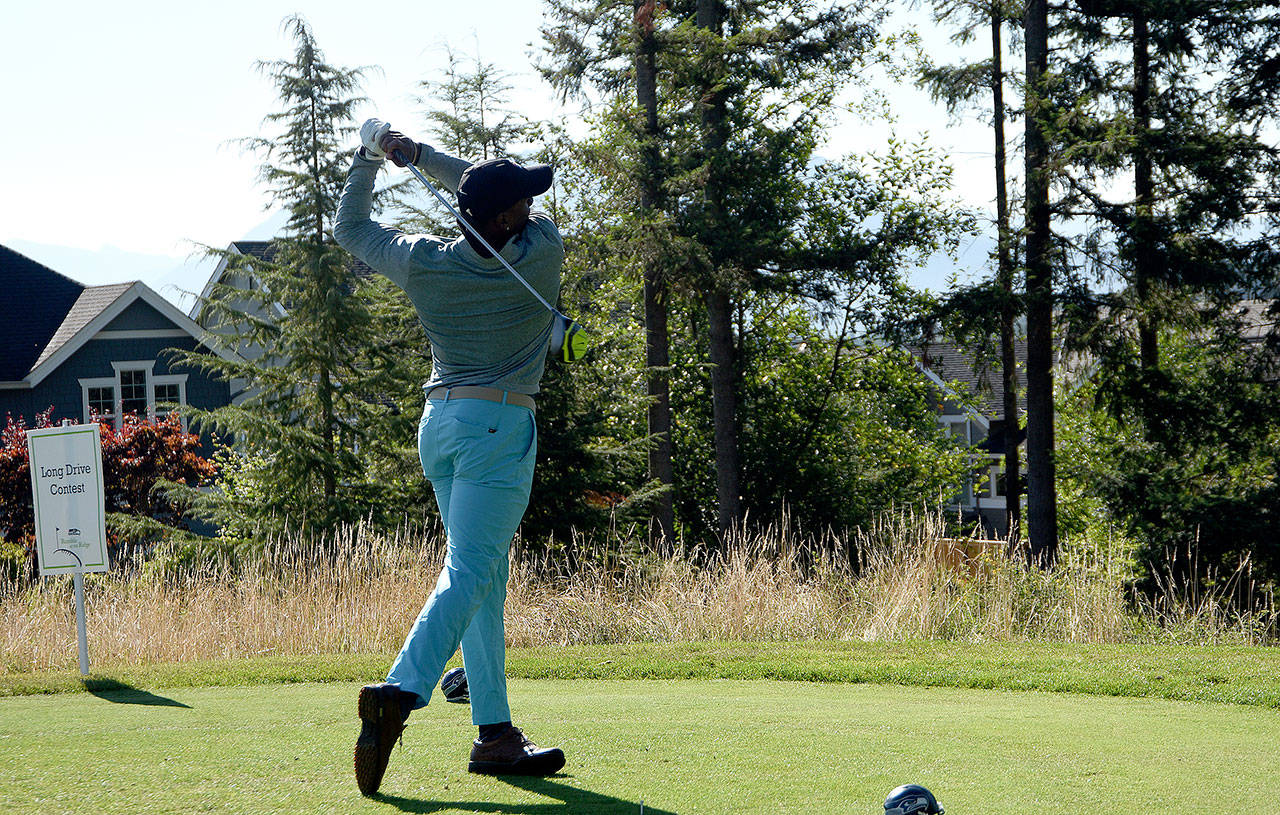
[
  {"xmin": 468, "ymin": 726, "xmax": 566, "ymax": 776},
  {"xmin": 354, "ymin": 683, "xmax": 409, "ymax": 796}
]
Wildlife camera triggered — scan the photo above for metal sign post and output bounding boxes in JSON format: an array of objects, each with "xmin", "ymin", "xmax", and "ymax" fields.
[
  {"xmin": 28, "ymin": 421, "xmax": 108, "ymax": 677},
  {"xmin": 51, "ymin": 545, "xmax": 90, "ymax": 675}
]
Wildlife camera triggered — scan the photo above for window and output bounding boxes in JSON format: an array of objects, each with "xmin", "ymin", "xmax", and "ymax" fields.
[
  {"xmin": 154, "ymin": 382, "xmax": 181, "ymax": 419},
  {"xmin": 941, "ymin": 416, "xmax": 971, "ymax": 445},
  {"xmin": 154, "ymin": 382, "xmax": 180, "ymax": 406},
  {"xmin": 120, "ymin": 369, "xmax": 148, "ymax": 418},
  {"xmin": 87, "ymin": 386, "xmax": 115, "ymax": 424},
  {"xmin": 82, "ymin": 364, "xmax": 188, "ymax": 429}
]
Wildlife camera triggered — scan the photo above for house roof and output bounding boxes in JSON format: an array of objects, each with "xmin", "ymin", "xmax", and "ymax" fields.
[
  {"xmin": 30, "ymin": 282, "xmax": 134, "ymax": 371},
  {"xmin": 913, "ymin": 339, "xmax": 1029, "ymax": 421},
  {"xmin": 193, "ymin": 240, "xmax": 379, "ymax": 319},
  {"xmin": 913, "ymin": 299, "xmax": 1279, "ymax": 418},
  {"xmin": 1233, "ymin": 299, "xmax": 1279, "ymax": 341},
  {"xmin": 0, "ymin": 245, "xmax": 86, "ymax": 381},
  {"xmin": 1, "ymin": 243, "xmax": 241, "ymax": 389},
  {"xmin": 228, "ymin": 240, "xmax": 275, "ymax": 264},
  {"xmin": 21, "ymin": 281, "xmax": 241, "ymax": 388}
]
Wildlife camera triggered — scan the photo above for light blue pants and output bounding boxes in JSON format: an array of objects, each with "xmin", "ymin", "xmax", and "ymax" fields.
[{"xmin": 385, "ymin": 394, "xmax": 537, "ymax": 725}]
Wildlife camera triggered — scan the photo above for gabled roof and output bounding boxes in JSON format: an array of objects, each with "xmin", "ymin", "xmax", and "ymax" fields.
[
  {"xmin": 913, "ymin": 339, "xmax": 1029, "ymax": 421},
  {"xmin": 0, "ymin": 243, "xmax": 242, "ymax": 391},
  {"xmin": 31, "ymin": 282, "xmax": 134, "ymax": 371},
  {"xmin": 229, "ymin": 240, "xmax": 276, "ymax": 264},
  {"xmin": 193, "ymin": 239, "xmax": 378, "ymax": 320},
  {"xmin": 21, "ymin": 282, "xmax": 240, "ymax": 388},
  {"xmin": 0, "ymin": 244, "xmax": 86, "ymax": 381}
]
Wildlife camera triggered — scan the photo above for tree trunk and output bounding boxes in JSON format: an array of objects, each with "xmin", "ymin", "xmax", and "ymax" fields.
[
  {"xmin": 318, "ymin": 362, "xmax": 337, "ymax": 501},
  {"xmin": 1024, "ymin": 0, "xmax": 1058, "ymax": 565},
  {"xmin": 635, "ymin": 0, "xmax": 675, "ymax": 545},
  {"xmin": 992, "ymin": 2, "xmax": 1022, "ymax": 538},
  {"xmin": 1133, "ymin": 11, "xmax": 1159, "ymax": 372},
  {"xmin": 696, "ymin": 0, "xmax": 741, "ymax": 536},
  {"xmin": 705, "ymin": 288, "xmax": 741, "ymax": 533},
  {"xmin": 309, "ymin": 84, "xmax": 338, "ymax": 506}
]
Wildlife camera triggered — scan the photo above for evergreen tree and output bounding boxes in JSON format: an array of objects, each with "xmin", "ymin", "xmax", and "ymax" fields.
[
  {"xmin": 423, "ymin": 47, "xmax": 535, "ymax": 161},
  {"xmin": 677, "ymin": 0, "xmax": 893, "ymax": 536},
  {"xmin": 1023, "ymin": 0, "xmax": 1058, "ymax": 564},
  {"xmin": 388, "ymin": 48, "xmax": 541, "ymax": 237},
  {"xmin": 1057, "ymin": 314, "xmax": 1280, "ymax": 593},
  {"xmin": 542, "ymin": 0, "xmax": 677, "ymax": 545},
  {"xmin": 1053, "ymin": 1, "xmax": 1280, "ymax": 345},
  {"xmin": 544, "ymin": 0, "xmax": 975, "ymax": 543},
  {"xmin": 1033, "ymin": 0, "xmax": 1280, "ymax": 574},
  {"xmin": 182, "ymin": 16, "xmax": 426, "ymax": 537}
]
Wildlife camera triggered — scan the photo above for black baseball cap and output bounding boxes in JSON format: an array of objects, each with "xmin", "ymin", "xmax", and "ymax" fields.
[{"xmin": 456, "ymin": 158, "xmax": 554, "ymax": 223}]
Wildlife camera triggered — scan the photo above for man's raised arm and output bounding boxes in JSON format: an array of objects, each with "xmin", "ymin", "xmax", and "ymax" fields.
[{"xmin": 361, "ymin": 117, "xmax": 471, "ymax": 194}]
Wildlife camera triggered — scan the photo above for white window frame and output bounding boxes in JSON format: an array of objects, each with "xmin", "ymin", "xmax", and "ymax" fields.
[
  {"xmin": 80, "ymin": 377, "xmax": 117, "ymax": 427},
  {"xmin": 112, "ymin": 360, "xmax": 155, "ymax": 424},
  {"xmin": 976, "ymin": 454, "xmax": 1005, "ymax": 510},
  {"xmin": 977, "ymin": 455, "xmax": 1029, "ymax": 511},
  {"xmin": 152, "ymin": 375, "xmax": 189, "ymax": 430},
  {"xmin": 940, "ymin": 414, "xmax": 972, "ymax": 445},
  {"xmin": 77, "ymin": 362, "xmax": 190, "ymax": 430}
]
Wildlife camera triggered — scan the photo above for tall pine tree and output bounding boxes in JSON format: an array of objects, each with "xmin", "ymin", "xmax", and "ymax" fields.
[
  {"xmin": 544, "ymin": 0, "xmax": 973, "ymax": 543},
  {"xmin": 183, "ymin": 16, "xmax": 424, "ymax": 536},
  {"xmin": 541, "ymin": 0, "xmax": 678, "ymax": 544},
  {"xmin": 1047, "ymin": 0, "xmax": 1280, "ymax": 584},
  {"xmin": 1023, "ymin": 0, "xmax": 1058, "ymax": 564}
]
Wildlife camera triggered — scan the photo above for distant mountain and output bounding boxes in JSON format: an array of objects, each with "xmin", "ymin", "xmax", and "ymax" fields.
[
  {"xmin": 8, "ymin": 211, "xmax": 997, "ymax": 314},
  {"xmin": 3, "ymin": 211, "xmax": 288, "ymax": 313}
]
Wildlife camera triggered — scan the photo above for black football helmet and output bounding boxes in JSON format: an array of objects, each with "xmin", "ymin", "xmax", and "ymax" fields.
[
  {"xmin": 884, "ymin": 784, "xmax": 944, "ymax": 815},
  {"xmin": 439, "ymin": 666, "xmax": 469, "ymax": 703}
]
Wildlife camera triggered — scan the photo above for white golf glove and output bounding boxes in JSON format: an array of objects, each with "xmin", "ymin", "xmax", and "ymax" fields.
[{"xmin": 360, "ymin": 118, "xmax": 392, "ymax": 160}]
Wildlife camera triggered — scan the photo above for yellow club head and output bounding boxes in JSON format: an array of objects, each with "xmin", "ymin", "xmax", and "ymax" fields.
[
  {"xmin": 560, "ymin": 320, "xmax": 588, "ymax": 362},
  {"xmin": 550, "ymin": 314, "xmax": 589, "ymax": 363}
]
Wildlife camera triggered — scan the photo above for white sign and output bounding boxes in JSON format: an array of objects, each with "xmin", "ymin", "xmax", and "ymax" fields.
[{"xmin": 27, "ymin": 424, "xmax": 109, "ymax": 576}]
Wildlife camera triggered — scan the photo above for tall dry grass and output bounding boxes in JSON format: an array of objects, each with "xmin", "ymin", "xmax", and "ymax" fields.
[{"xmin": 2, "ymin": 513, "xmax": 1275, "ymax": 672}]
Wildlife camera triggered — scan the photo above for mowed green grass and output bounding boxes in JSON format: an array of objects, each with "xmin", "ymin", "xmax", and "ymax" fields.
[
  {"xmin": 8, "ymin": 640, "xmax": 1280, "ymax": 707},
  {"xmin": 2, "ymin": 678, "xmax": 1278, "ymax": 814}
]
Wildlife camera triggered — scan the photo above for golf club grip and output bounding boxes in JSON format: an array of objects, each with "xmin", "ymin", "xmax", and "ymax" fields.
[{"xmin": 393, "ymin": 150, "xmax": 562, "ymax": 317}]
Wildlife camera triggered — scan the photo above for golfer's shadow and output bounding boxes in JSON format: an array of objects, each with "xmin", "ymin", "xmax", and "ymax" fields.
[
  {"xmin": 82, "ymin": 678, "xmax": 191, "ymax": 708},
  {"xmin": 378, "ymin": 774, "xmax": 677, "ymax": 814}
]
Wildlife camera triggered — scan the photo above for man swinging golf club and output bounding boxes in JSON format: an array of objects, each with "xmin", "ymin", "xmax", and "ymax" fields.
[{"xmin": 334, "ymin": 117, "xmax": 566, "ymax": 796}]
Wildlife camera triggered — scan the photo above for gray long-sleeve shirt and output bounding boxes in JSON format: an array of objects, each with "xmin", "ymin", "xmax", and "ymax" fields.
[{"xmin": 334, "ymin": 147, "xmax": 564, "ymax": 395}]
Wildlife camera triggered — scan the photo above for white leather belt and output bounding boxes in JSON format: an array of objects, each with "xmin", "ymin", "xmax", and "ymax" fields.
[{"xmin": 426, "ymin": 385, "xmax": 535, "ymax": 411}]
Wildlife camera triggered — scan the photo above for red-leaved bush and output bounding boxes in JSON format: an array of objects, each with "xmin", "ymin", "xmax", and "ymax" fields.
[{"xmin": 0, "ymin": 410, "xmax": 216, "ymax": 575}]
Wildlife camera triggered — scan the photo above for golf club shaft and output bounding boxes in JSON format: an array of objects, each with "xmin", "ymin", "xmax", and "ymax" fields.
[{"xmin": 393, "ymin": 151, "xmax": 562, "ymax": 317}]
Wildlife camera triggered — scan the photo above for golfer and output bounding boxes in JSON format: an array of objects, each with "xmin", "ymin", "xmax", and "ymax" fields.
[{"xmin": 334, "ymin": 118, "xmax": 566, "ymax": 796}]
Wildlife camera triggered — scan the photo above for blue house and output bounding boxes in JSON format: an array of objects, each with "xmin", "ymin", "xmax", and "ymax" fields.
[
  {"xmin": 0, "ymin": 244, "xmax": 235, "ymax": 432},
  {"xmin": 912, "ymin": 338, "xmax": 1028, "ymax": 538}
]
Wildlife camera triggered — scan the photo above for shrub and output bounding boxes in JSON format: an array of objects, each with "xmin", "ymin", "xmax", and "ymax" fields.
[{"xmin": 0, "ymin": 410, "xmax": 216, "ymax": 578}]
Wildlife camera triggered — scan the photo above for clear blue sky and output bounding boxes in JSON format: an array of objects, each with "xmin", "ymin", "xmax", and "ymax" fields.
[{"xmin": 0, "ymin": 1, "xmax": 1000, "ymax": 298}]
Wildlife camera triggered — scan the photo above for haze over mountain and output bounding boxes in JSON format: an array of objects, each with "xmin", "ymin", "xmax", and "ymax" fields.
[
  {"xmin": 8, "ymin": 203, "xmax": 990, "ymax": 322},
  {"xmin": 5, "ymin": 211, "xmax": 290, "ymax": 315}
]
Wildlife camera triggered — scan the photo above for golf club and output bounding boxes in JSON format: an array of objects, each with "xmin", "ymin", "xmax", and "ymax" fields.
[{"xmin": 391, "ymin": 150, "xmax": 588, "ymax": 363}]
